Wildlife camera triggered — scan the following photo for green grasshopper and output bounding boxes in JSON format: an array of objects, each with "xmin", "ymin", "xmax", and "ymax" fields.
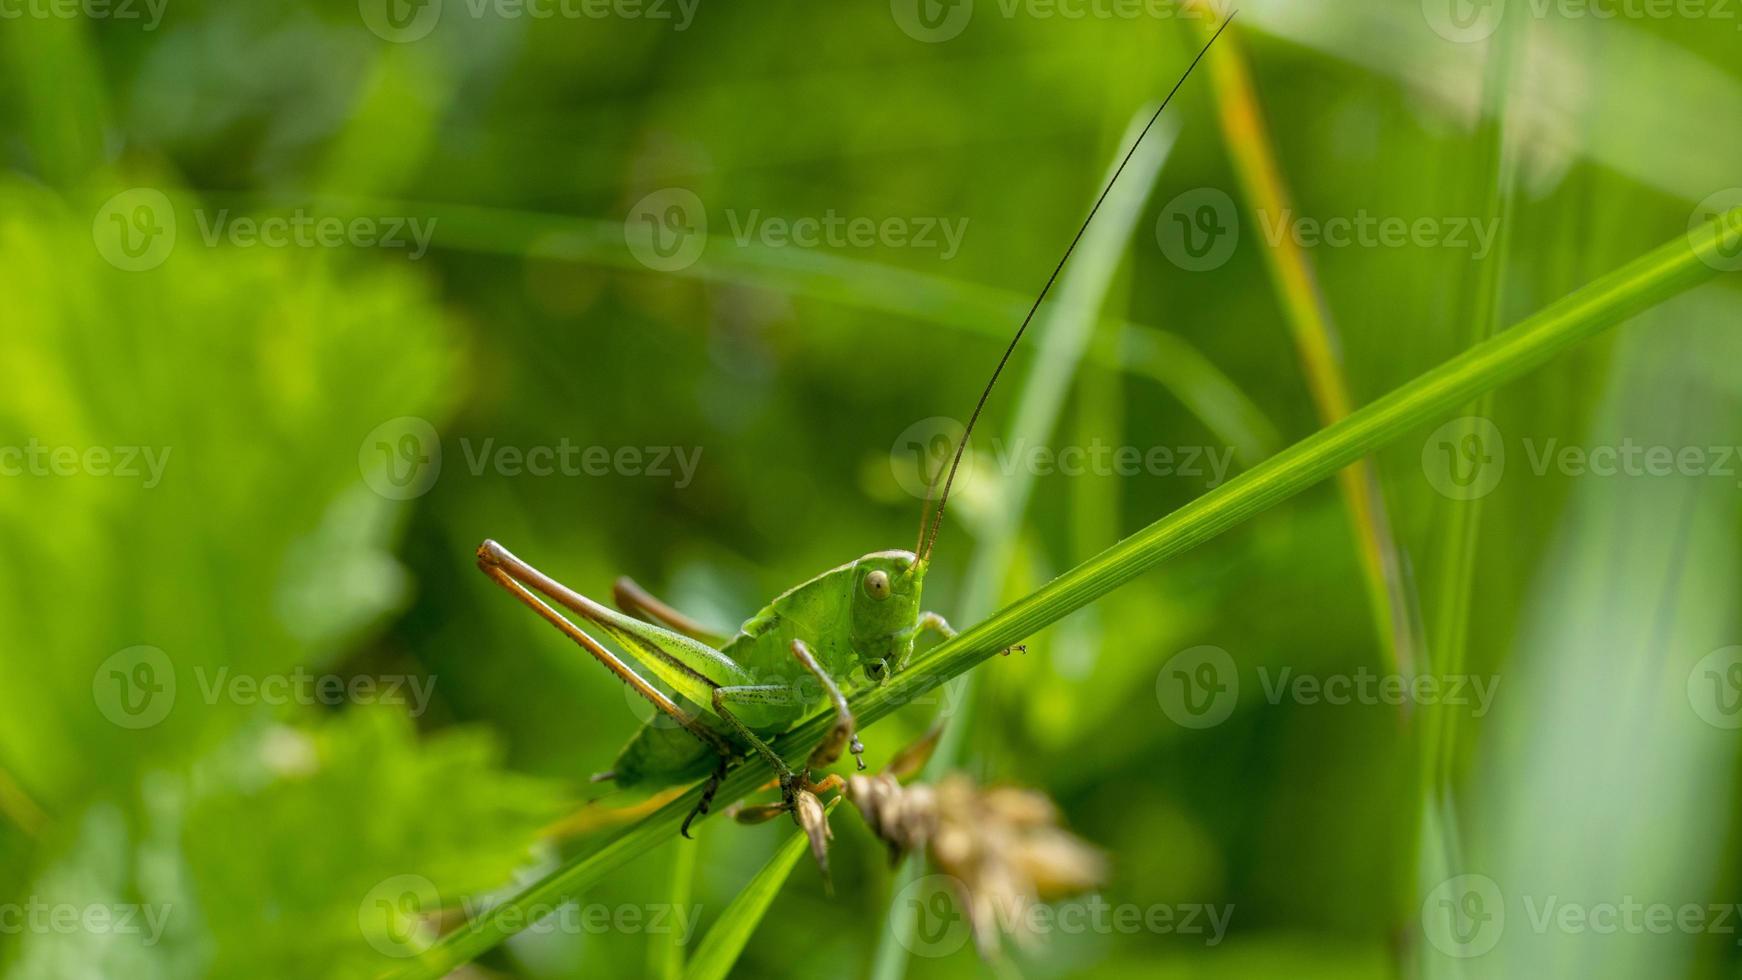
[{"xmin": 476, "ymin": 14, "xmax": 1234, "ymax": 838}]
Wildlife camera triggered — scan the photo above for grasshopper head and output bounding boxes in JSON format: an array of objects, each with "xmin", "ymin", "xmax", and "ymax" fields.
[{"xmin": 850, "ymin": 550, "xmax": 926, "ymax": 682}]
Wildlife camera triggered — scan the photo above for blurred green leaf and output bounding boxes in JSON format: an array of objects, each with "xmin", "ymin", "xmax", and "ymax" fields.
[{"xmin": 680, "ymin": 802, "xmax": 837, "ymax": 980}]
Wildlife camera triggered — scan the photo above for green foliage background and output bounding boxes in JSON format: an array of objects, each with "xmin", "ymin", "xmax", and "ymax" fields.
[{"xmin": 1, "ymin": 1, "xmax": 1739, "ymax": 977}]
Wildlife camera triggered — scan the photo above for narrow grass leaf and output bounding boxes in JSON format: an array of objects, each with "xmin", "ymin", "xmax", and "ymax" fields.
[{"xmin": 680, "ymin": 802, "xmax": 838, "ymax": 980}]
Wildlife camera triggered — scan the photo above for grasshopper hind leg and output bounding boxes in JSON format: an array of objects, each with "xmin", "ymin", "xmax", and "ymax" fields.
[
  {"xmin": 612, "ymin": 577, "xmax": 730, "ymax": 646},
  {"xmin": 477, "ymin": 540, "xmax": 744, "ymax": 837},
  {"xmin": 682, "ymin": 755, "xmax": 732, "ymax": 839}
]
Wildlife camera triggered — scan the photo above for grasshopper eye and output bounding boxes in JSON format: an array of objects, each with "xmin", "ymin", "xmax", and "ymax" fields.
[{"xmin": 864, "ymin": 569, "xmax": 891, "ymax": 600}]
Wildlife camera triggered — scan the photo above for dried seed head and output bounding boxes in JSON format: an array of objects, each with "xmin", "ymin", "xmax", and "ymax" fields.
[
  {"xmin": 791, "ymin": 789, "xmax": 834, "ymax": 893},
  {"xmin": 845, "ymin": 772, "xmax": 937, "ymax": 862},
  {"xmin": 843, "ymin": 769, "xmax": 1104, "ymax": 957}
]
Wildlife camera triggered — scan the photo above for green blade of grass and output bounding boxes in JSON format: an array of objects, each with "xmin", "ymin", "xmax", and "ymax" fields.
[
  {"xmin": 651, "ymin": 837, "xmax": 697, "ymax": 980},
  {"xmin": 1415, "ymin": 13, "xmax": 1525, "ymax": 976},
  {"xmin": 1423, "ymin": 10, "xmax": 1524, "ymax": 790},
  {"xmin": 679, "ymin": 800, "xmax": 839, "ymax": 980},
  {"xmin": 382, "ymin": 213, "xmax": 1738, "ymax": 980}
]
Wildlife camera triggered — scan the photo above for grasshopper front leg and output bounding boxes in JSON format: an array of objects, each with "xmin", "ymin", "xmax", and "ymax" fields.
[
  {"xmin": 911, "ymin": 612, "xmax": 1025, "ymax": 656},
  {"xmin": 790, "ymin": 640, "xmax": 865, "ymax": 772}
]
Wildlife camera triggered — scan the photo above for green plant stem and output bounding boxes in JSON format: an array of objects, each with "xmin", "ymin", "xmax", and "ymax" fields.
[{"xmin": 382, "ymin": 214, "xmax": 1736, "ymax": 980}]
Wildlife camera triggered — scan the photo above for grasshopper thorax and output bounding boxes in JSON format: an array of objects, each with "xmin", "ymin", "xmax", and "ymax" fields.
[{"xmin": 850, "ymin": 550, "xmax": 926, "ymax": 682}]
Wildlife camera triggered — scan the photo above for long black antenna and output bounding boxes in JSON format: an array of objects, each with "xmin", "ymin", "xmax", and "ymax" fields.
[{"xmin": 916, "ymin": 9, "xmax": 1238, "ymax": 561}]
